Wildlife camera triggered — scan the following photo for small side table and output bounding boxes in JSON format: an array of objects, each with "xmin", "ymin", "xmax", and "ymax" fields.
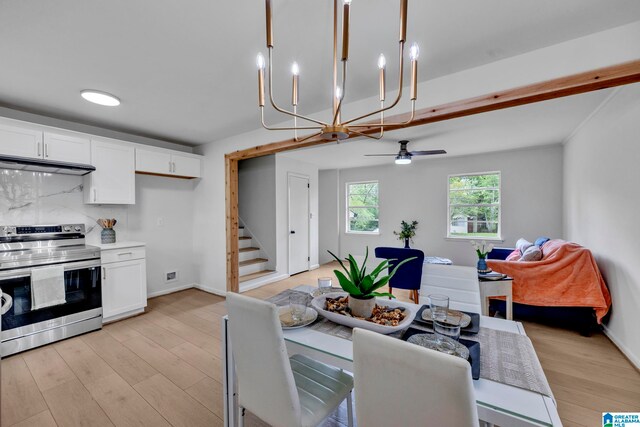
[{"xmin": 479, "ymin": 276, "xmax": 513, "ymax": 320}]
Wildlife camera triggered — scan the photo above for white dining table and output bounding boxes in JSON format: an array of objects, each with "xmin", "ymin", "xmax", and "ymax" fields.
[{"xmin": 221, "ymin": 286, "xmax": 562, "ymax": 427}]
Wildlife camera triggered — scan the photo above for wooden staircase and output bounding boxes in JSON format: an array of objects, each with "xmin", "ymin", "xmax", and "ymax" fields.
[{"xmin": 238, "ymin": 227, "xmax": 274, "ymax": 283}]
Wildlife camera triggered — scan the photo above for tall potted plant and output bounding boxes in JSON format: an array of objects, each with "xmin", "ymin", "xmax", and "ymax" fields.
[
  {"xmin": 328, "ymin": 247, "xmax": 415, "ymax": 317},
  {"xmin": 393, "ymin": 220, "xmax": 418, "ymax": 248}
]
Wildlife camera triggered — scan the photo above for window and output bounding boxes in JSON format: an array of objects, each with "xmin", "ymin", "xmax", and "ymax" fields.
[
  {"xmin": 448, "ymin": 172, "xmax": 501, "ymax": 239},
  {"xmin": 346, "ymin": 181, "xmax": 379, "ymax": 233}
]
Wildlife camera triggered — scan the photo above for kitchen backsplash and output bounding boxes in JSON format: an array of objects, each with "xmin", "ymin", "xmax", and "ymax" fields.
[{"xmin": 0, "ymin": 169, "xmax": 129, "ymax": 244}]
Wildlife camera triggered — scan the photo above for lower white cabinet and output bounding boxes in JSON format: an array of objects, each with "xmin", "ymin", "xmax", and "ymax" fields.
[{"xmin": 100, "ymin": 243, "xmax": 147, "ymax": 323}]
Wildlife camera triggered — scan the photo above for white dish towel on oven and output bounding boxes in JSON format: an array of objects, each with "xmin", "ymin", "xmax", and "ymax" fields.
[{"xmin": 31, "ymin": 265, "xmax": 66, "ymax": 310}]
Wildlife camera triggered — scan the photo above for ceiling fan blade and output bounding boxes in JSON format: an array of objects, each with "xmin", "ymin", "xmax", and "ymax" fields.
[
  {"xmin": 409, "ymin": 150, "xmax": 447, "ymax": 156},
  {"xmin": 364, "ymin": 154, "xmax": 399, "ymax": 156}
]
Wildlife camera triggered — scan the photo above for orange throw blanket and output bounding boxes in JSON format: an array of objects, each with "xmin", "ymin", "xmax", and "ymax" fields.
[{"xmin": 487, "ymin": 239, "xmax": 611, "ymax": 323}]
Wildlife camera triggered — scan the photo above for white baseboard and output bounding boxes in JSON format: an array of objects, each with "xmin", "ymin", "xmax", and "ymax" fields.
[
  {"xmin": 193, "ymin": 283, "xmax": 228, "ymax": 297},
  {"xmin": 239, "ymin": 273, "xmax": 289, "ymax": 293},
  {"xmin": 602, "ymin": 324, "xmax": 640, "ymax": 370},
  {"xmin": 147, "ymin": 282, "xmax": 197, "ymax": 298},
  {"xmin": 310, "ymin": 264, "xmax": 320, "ymax": 270}
]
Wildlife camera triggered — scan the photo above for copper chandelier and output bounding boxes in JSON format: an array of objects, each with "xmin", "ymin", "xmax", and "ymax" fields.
[{"xmin": 256, "ymin": 0, "xmax": 420, "ymax": 142}]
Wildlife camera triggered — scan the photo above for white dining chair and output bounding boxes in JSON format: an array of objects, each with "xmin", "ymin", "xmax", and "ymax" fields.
[
  {"xmin": 226, "ymin": 292, "xmax": 354, "ymax": 427},
  {"xmin": 353, "ymin": 328, "xmax": 479, "ymax": 426},
  {"xmin": 419, "ymin": 263, "xmax": 483, "ymax": 313}
]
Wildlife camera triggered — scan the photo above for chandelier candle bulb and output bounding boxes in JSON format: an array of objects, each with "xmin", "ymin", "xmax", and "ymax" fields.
[
  {"xmin": 410, "ymin": 43, "xmax": 419, "ymax": 100},
  {"xmin": 341, "ymin": 0, "xmax": 351, "ymax": 61},
  {"xmin": 291, "ymin": 62, "xmax": 299, "ymax": 106},
  {"xmin": 378, "ymin": 54, "xmax": 386, "ymax": 101},
  {"xmin": 257, "ymin": 54, "xmax": 266, "ymax": 107}
]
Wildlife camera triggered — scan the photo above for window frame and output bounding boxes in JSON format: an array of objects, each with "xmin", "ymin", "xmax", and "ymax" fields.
[
  {"xmin": 345, "ymin": 180, "xmax": 380, "ymax": 235},
  {"xmin": 446, "ymin": 171, "xmax": 503, "ymax": 241}
]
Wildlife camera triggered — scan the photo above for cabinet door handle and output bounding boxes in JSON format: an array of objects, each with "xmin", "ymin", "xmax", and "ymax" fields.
[
  {"xmin": 169, "ymin": 161, "xmax": 172, "ymax": 173},
  {"xmin": 44, "ymin": 143, "xmax": 49, "ymax": 158},
  {"xmin": 103, "ymin": 267, "xmax": 106, "ymax": 280},
  {"xmin": 93, "ymin": 189, "xmax": 97, "ymax": 202},
  {"xmin": 172, "ymin": 162, "xmax": 176, "ymax": 173},
  {"xmin": 118, "ymin": 252, "xmax": 133, "ymax": 256},
  {"xmin": 37, "ymin": 142, "xmax": 41, "ymax": 157}
]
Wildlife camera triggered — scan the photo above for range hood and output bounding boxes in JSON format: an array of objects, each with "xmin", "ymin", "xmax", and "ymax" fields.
[{"xmin": 0, "ymin": 155, "xmax": 95, "ymax": 176}]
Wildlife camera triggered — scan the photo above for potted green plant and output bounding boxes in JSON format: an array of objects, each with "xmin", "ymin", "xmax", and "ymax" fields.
[
  {"xmin": 328, "ymin": 247, "xmax": 416, "ymax": 317},
  {"xmin": 393, "ymin": 220, "xmax": 418, "ymax": 248}
]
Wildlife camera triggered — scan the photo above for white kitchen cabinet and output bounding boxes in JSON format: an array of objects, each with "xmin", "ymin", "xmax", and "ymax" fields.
[
  {"xmin": 172, "ymin": 153, "xmax": 202, "ymax": 178},
  {"xmin": 0, "ymin": 123, "xmax": 43, "ymax": 159},
  {"xmin": 84, "ymin": 138, "xmax": 135, "ymax": 204},
  {"xmin": 43, "ymin": 132, "xmax": 91, "ymax": 164},
  {"xmin": 135, "ymin": 147, "xmax": 202, "ymax": 178},
  {"xmin": 99, "ymin": 243, "xmax": 147, "ymax": 323},
  {"xmin": 135, "ymin": 148, "xmax": 171, "ymax": 174}
]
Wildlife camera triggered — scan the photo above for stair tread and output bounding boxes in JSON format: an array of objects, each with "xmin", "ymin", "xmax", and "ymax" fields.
[
  {"xmin": 239, "ymin": 270, "xmax": 276, "ymax": 283},
  {"xmin": 239, "ymin": 258, "xmax": 268, "ymax": 267},
  {"xmin": 239, "ymin": 236, "xmax": 251, "ymax": 240},
  {"xmin": 239, "ymin": 247, "xmax": 260, "ymax": 253}
]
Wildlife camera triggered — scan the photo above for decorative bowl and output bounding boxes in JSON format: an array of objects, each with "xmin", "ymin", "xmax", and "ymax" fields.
[{"xmin": 310, "ymin": 292, "xmax": 417, "ymax": 334}]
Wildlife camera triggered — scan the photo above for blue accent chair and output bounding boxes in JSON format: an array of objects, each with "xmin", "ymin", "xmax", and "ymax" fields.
[{"xmin": 374, "ymin": 247, "xmax": 425, "ymax": 303}]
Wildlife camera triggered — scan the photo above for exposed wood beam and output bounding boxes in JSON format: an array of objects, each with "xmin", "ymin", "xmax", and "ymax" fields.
[{"xmin": 225, "ymin": 59, "xmax": 640, "ymax": 292}]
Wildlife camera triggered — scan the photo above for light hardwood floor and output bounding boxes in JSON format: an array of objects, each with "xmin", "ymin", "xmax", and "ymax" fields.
[{"xmin": 2, "ymin": 263, "xmax": 639, "ymax": 426}]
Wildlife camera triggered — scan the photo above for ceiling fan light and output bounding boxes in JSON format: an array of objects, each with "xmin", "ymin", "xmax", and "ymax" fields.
[{"xmin": 395, "ymin": 154, "xmax": 412, "ymax": 165}]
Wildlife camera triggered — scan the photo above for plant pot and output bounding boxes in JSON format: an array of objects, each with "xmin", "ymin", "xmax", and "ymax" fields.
[
  {"xmin": 101, "ymin": 228, "xmax": 116, "ymax": 244},
  {"xmin": 348, "ymin": 295, "xmax": 376, "ymax": 318},
  {"xmin": 477, "ymin": 257, "xmax": 490, "ymax": 274},
  {"xmin": 404, "ymin": 237, "xmax": 410, "ymax": 249}
]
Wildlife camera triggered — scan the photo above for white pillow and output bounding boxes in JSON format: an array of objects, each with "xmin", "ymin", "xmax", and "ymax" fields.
[
  {"xmin": 516, "ymin": 238, "xmax": 533, "ymax": 255},
  {"xmin": 520, "ymin": 245, "xmax": 543, "ymax": 262}
]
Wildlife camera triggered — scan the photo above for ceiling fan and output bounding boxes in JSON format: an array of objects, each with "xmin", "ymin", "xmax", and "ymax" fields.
[{"xmin": 365, "ymin": 140, "xmax": 446, "ymax": 164}]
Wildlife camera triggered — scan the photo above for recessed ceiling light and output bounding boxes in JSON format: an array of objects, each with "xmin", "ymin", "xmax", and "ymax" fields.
[{"xmin": 81, "ymin": 90, "xmax": 121, "ymax": 107}]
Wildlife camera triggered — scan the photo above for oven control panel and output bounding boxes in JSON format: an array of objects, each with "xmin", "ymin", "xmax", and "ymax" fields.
[{"xmin": 0, "ymin": 224, "xmax": 85, "ymax": 237}]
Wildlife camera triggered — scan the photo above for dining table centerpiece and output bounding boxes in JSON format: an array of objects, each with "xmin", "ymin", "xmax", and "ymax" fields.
[
  {"xmin": 471, "ymin": 240, "xmax": 494, "ymax": 273},
  {"xmin": 328, "ymin": 247, "xmax": 415, "ymax": 317}
]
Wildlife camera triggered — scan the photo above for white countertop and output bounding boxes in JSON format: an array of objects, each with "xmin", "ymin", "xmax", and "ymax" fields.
[{"xmin": 92, "ymin": 241, "xmax": 146, "ymax": 250}]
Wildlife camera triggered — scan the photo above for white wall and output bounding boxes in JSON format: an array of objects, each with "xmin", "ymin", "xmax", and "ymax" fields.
[
  {"xmin": 238, "ymin": 155, "xmax": 277, "ymax": 269},
  {"xmin": 563, "ymin": 84, "xmax": 640, "ymax": 368},
  {"xmin": 319, "ymin": 169, "xmax": 340, "ymax": 265},
  {"xmin": 275, "ymin": 155, "xmax": 319, "ymax": 273},
  {"xmin": 319, "ymin": 145, "xmax": 563, "ymax": 267},
  {"xmin": 127, "ymin": 174, "xmax": 197, "ymax": 296},
  {"xmin": 0, "ymin": 170, "xmax": 197, "ymax": 297}
]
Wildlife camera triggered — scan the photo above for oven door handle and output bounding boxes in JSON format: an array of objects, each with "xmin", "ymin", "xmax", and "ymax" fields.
[{"xmin": 0, "ymin": 259, "xmax": 101, "ymax": 280}]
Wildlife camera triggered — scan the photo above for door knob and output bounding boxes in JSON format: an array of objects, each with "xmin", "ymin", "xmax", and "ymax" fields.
[{"xmin": 290, "ymin": 230, "xmax": 296, "ymax": 234}]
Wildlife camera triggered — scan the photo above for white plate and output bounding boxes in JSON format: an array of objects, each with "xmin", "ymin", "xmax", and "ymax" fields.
[
  {"xmin": 310, "ymin": 292, "xmax": 418, "ymax": 334},
  {"xmin": 278, "ymin": 306, "xmax": 318, "ymax": 329}
]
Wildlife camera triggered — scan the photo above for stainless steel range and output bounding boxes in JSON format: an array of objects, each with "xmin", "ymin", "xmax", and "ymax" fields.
[{"xmin": 0, "ymin": 224, "xmax": 102, "ymax": 357}]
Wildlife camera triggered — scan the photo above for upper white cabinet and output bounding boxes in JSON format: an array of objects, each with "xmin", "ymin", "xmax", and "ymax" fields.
[
  {"xmin": 172, "ymin": 153, "xmax": 202, "ymax": 178},
  {"xmin": 43, "ymin": 132, "xmax": 91, "ymax": 164},
  {"xmin": 84, "ymin": 138, "xmax": 135, "ymax": 204},
  {"xmin": 0, "ymin": 123, "xmax": 43, "ymax": 158},
  {"xmin": 135, "ymin": 148, "xmax": 202, "ymax": 178}
]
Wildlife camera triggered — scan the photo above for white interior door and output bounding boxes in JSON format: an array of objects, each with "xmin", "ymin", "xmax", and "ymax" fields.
[{"xmin": 289, "ymin": 174, "xmax": 310, "ymax": 275}]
